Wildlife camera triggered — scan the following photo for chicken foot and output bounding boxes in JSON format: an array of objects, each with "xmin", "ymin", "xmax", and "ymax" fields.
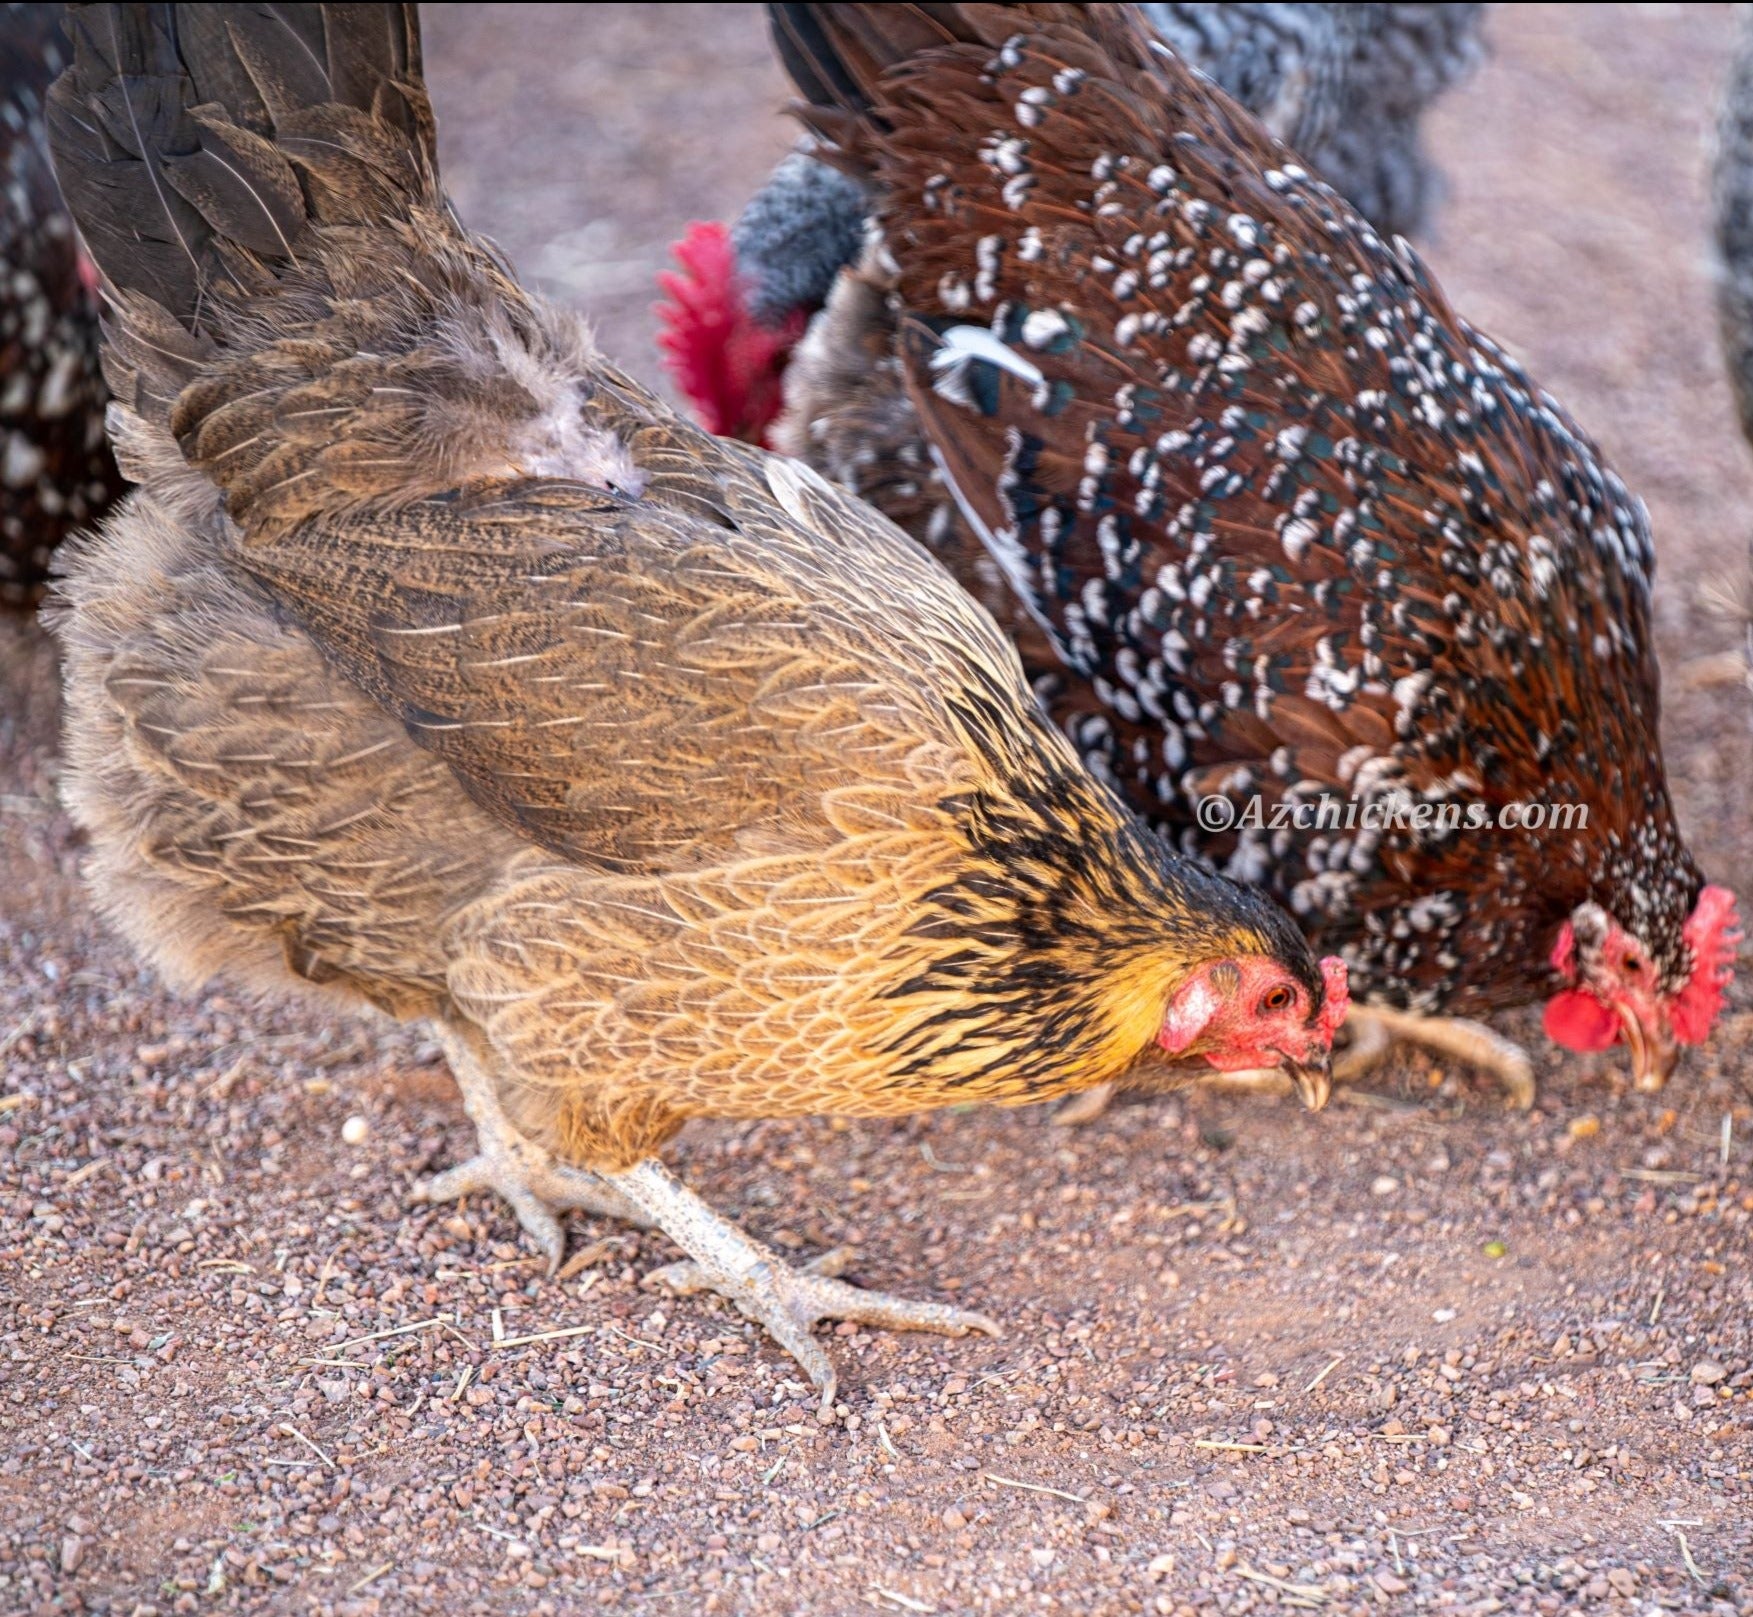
[
  {"xmin": 1050, "ymin": 1082, "xmax": 1124, "ymax": 1126},
  {"xmin": 1334, "ymin": 1006, "xmax": 1536, "ymax": 1109},
  {"xmin": 421, "ymin": 1026, "xmax": 999, "ymax": 1399},
  {"xmin": 609, "ymin": 1157, "xmax": 1001, "ymax": 1412},
  {"xmin": 1054, "ymin": 1005, "xmax": 1533, "ymax": 1123},
  {"xmin": 415, "ymin": 1024, "xmax": 651, "ymax": 1272}
]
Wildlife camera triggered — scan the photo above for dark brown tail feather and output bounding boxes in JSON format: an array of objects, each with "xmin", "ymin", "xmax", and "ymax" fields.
[
  {"xmin": 46, "ymin": 3, "xmax": 426, "ymax": 332},
  {"xmin": 764, "ymin": 4, "xmax": 1142, "ymax": 163},
  {"xmin": 767, "ymin": 5, "xmax": 1100, "ymax": 107}
]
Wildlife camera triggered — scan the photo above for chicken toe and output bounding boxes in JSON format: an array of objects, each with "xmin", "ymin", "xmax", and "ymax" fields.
[
  {"xmin": 1052, "ymin": 1081, "xmax": 1118, "ymax": 1126},
  {"xmin": 1339, "ymin": 1007, "xmax": 1536, "ymax": 1110},
  {"xmin": 418, "ymin": 1024, "xmax": 651, "ymax": 1271},
  {"xmin": 416, "ymin": 1148, "xmax": 561, "ymax": 1274},
  {"xmin": 416, "ymin": 1149, "xmax": 650, "ymax": 1272},
  {"xmin": 608, "ymin": 1158, "xmax": 1000, "ymax": 1411}
]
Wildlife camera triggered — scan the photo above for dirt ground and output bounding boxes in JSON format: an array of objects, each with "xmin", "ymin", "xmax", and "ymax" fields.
[{"xmin": 4, "ymin": 4, "xmax": 1753, "ymax": 1614}]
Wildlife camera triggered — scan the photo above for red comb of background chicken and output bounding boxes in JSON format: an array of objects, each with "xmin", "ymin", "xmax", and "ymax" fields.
[
  {"xmin": 1671, "ymin": 884, "xmax": 1741, "ymax": 1043},
  {"xmin": 655, "ymin": 221, "xmax": 801, "ymax": 448},
  {"xmin": 1316, "ymin": 957, "xmax": 1350, "ymax": 1045}
]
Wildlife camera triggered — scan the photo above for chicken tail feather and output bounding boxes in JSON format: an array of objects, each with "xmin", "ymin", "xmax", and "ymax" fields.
[
  {"xmin": 767, "ymin": 4, "xmax": 1070, "ymax": 109},
  {"xmin": 46, "ymin": 3, "xmax": 429, "ymax": 335},
  {"xmin": 40, "ymin": 4, "xmax": 552, "ymax": 532}
]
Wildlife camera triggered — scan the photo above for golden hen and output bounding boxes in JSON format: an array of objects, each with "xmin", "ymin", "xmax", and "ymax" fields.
[{"xmin": 46, "ymin": 1, "xmax": 1345, "ymax": 1404}]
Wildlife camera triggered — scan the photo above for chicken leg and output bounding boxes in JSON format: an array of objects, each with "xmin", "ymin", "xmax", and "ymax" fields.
[
  {"xmin": 609, "ymin": 1157, "xmax": 1001, "ymax": 1412},
  {"xmin": 415, "ymin": 1024, "xmax": 651, "ymax": 1271},
  {"xmin": 1054, "ymin": 1005, "xmax": 1534, "ymax": 1123}
]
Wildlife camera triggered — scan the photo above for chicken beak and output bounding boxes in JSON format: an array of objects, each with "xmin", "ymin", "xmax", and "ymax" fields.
[
  {"xmin": 1618, "ymin": 1004, "xmax": 1678, "ymax": 1092},
  {"xmin": 1285, "ymin": 1056, "xmax": 1332, "ymax": 1113}
]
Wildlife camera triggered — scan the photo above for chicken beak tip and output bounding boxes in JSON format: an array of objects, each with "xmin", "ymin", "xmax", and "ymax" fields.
[
  {"xmin": 1634, "ymin": 1038, "xmax": 1680, "ymax": 1093},
  {"xmin": 1290, "ymin": 1058, "xmax": 1332, "ymax": 1114},
  {"xmin": 1617, "ymin": 1005, "xmax": 1678, "ymax": 1092}
]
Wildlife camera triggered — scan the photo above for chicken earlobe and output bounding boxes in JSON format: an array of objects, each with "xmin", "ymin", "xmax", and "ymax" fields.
[{"xmin": 610, "ymin": 1158, "xmax": 1002, "ymax": 1414}]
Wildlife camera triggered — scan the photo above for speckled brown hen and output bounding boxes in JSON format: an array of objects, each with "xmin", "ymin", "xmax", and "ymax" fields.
[
  {"xmin": 45, "ymin": 2, "xmax": 1345, "ymax": 1403},
  {"xmin": 758, "ymin": 2, "xmax": 1738, "ymax": 1113},
  {"xmin": 0, "ymin": 3, "xmax": 121, "ymax": 608}
]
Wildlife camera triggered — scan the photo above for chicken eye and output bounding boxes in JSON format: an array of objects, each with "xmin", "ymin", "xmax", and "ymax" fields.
[
  {"xmin": 1621, "ymin": 953, "xmax": 1642, "ymax": 976},
  {"xmin": 1261, "ymin": 986, "xmax": 1294, "ymax": 1014}
]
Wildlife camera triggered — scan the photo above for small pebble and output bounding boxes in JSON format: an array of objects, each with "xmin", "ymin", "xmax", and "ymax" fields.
[{"xmin": 341, "ymin": 1114, "xmax": 369, "ymax": 1146}]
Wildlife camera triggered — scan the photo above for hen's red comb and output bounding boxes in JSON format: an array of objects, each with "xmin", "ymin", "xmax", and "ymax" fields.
[
  {"xmin": 1671, "ymin": 883, "xmax": 1741, "ymax": 1044},
  {"xmin": 655, "ymin": 221, "xmax": 803, "ymax": 448},
  {"xmin": 1316, "ymin": 956, "xmax": 1350, "ymax": 1045}
]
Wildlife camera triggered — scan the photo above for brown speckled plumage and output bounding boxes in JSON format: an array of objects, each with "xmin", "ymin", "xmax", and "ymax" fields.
[
  {"xmin": 0, "ymin": 4, "xmax": 121, "ymax": 607},
  {"xmin": 46, "ymin": 3, "xmax": 1341, "ymax": 1395},
  {"xmin": 766, "ymin": 3, "xmax": 1730, "ymax": 1071},
  {"xmin": 733, "ymin": 4, "xmax": 1483, "ymax": 339}
]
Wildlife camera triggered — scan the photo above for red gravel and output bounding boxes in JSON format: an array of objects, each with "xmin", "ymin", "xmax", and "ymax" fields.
[{"xmin": 2, "ymin": 6, "xmax": 1750, "ymax": 1615}]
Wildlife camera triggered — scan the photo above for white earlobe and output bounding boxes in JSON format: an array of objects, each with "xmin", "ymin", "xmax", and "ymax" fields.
[{"xmin": 1159, "ymin": 974, "xmax": 1220, "ymax": 1052}]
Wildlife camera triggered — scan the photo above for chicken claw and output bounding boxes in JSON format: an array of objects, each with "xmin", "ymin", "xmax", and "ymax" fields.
[
  {"xmin": 610, "ymin": 1158, "xmax": 1000, "ymax": 1411},
  {"xmin": 417, "ymin": 1024, "xmax": 650, "ymax": 1272},
  {"xmin": 415, "ymin": 1149, "xmax": 648, "ymax": 1275}
]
